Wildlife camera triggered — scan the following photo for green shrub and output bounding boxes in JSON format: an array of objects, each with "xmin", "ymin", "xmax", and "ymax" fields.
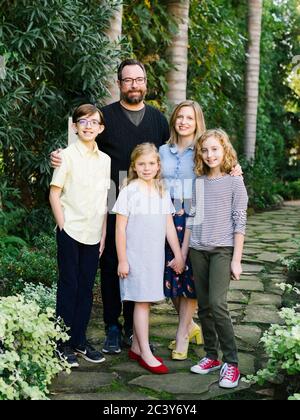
[
  {"xmin": 241, "ymin": 158, "xmax": 284, "ymax": 210},
  {"xmin": 21, "ymin": 282, "xmax": 57, "ymax": 313},
  {"xmin": 0, "ymin": 248, "xmax": 57, "ymax": 291},
  {"xmin": 280, "ymin": 240, "xmax": 300, "ymax": 274},
  {"xmin": 246, "ymin": 290, "xmax": 300, "ymax": 400},
  {"xmin": 0, "ymin": 295, "xmax": 69, "ymax": 400},
  {"xmin": 273, "ymin": 180, "xmax": 300, "ymax": 201}
]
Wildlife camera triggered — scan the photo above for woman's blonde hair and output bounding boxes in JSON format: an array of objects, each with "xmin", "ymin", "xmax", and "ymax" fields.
[
  {"xmin": 168, "ymin": 100, "xmax": 206, "ymax": 146},
  {"xmin": 124, "ymin": 142, "xmax": 165, "ymax": 196},
  {"xmin": 194, "ymin": 129, "xmax": 238, "ymax": 176}
]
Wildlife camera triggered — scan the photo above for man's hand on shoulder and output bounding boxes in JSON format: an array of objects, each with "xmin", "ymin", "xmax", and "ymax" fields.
[{"xmin": 50, "ymin": 149, "xmax": 63, "ymax": 168}]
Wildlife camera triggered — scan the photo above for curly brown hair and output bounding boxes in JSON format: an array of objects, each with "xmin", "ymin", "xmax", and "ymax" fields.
[{"xmin": 194, "ymin": 129, "xmax": 238, "ymax": 176}]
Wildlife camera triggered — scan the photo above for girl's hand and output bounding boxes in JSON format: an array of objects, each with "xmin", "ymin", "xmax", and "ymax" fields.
[
  {"xmin": 167, "ymin": 258, "xmax": 179, "ymax": 272},
  {"xmin": 230, "ymin": 163, "xmax": 243, "ymax": 177},
  {"xmin": 231, "ymin": 260, "xmax": 242, "ymax": 280},
  {"xmin": 118, "ymin": 261, "xmax": 129, "ymax": 279},
  {"xmin": 50, "ymin": 149, "xmax": 63, "ymax": 168},
  {"xmin": 173, "ymin": 254, "xmax": 185, "ymax": 274}
]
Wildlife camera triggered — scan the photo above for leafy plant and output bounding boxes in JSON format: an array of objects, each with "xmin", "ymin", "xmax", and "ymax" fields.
[
  {"xmin": 0, "ymin": 247, "xmax": 58, "ymax": 291},
  {"xmin": 241, "ymin": 157, "xmax": 284, "ymax": 210},
  {"xmin": 21, "ymin": 282, "xmax": 57, "ymax": 313},
  {"xmin": 0, "ymin": 295, "xmax": 69, "ymax": 400},
  {"xmin": 0, "ymin": 0, "xmax": 124, "ymax": 210},
  {"xmin": 246, "ymin": 286, "xmax": 300, "ymax": 400},
  {"xmin": 280, "ymin": 241, "xmax": 300, "ymax": 273}
]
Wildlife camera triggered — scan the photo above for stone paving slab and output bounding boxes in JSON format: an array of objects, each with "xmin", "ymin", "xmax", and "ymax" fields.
[
  {"xmin": 176, "ymin": 380, "xmax": 250, "ymax": 400},
  {"xmin": 234, "ymin": 325, "xmax": 262, "ymax": 348},
  {"xmin": 129, "ymin": 372, "xmax": 219, "ymax": 395},
  {"xmin": 242, "ymin": 264, "xmax": 264, "ymax": 273},
  {"xmin": 151, "ymin": 325, "xmax": 178, "ymax": 339},
  {"xmin": 230, "ymin": 280, "xmax": 264, "ymax": 292},
  {"xmin": 256, "ymin": 252, "xmax": 281, "ymax": 263},
  {"xmin": 51, "ymin": 371, "xmax": 115, "ymax": 394},
  {"xmin": 238, "ymin": 353, "xmax": 256, "ymax": 375},
  {"xmin": 150, "ymin": 314, "xmax": 178, "ymax": 326},
  {"xmin": 243, "ymin": 305, "xmax": 283, "ymax": 324},
  {"xmin": 227, "ymin": 290, "xmax": 249, "ymax": 303},
  {"xmin": 51, "ymin": 392, "xmax": 158, "ymax": 400},
  {"xmin": 249, "ymin": 292, "xmax": 282, "ymax": 307}
]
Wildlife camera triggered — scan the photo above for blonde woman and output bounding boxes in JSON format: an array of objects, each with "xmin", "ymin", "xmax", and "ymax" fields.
[
  {"xmin": 113, "ymin": 143, "xmax": 184, "ymax": 374},
  {"xmin": 159, "ymin": 102, "xmax": 242, "ymax": 360}
]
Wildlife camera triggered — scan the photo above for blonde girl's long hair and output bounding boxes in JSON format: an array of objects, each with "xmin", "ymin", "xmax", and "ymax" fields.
[
  {"xmin": 168, "ymin": 100, "xmax": 206, "ymax": 146},
  {"xmin": 194, "ymin": 129, "xmax": 238, "ymax": 176},
  {"xmin": 124, "ymin": 142, "xmax": 165, "ymax": 197}
]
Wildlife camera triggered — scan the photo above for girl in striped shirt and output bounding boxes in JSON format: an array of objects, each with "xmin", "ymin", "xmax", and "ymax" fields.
[{"xmin": 182, "ymin": 128, "xmax": 248, "ymax": 389}]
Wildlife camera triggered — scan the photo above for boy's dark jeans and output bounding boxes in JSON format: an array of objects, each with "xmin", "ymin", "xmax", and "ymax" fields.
[
  {"xmin": 56, "ymin": 228, "xmax": 100, "ymax": 347},
  {"xmin": 189, "ymin": 247, "xmax": 238, "ymax": 366}
]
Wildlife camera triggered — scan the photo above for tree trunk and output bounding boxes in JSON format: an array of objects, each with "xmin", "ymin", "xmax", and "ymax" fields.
[
  {"xmin": 166, "ymin": 0, "xmax": 190, "ymax": 106},
  {"xmin": 104, "ymin": 2, "xmax": 123, "ymax": 105},
  {"xmin": 244, "ymin": 0, "xmax": 263, "ymax": 161}
]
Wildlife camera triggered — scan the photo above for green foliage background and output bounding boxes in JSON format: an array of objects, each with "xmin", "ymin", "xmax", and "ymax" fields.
[{"xmin": 0, "ymin": 0, "xmax": 299, "ymax": 219}]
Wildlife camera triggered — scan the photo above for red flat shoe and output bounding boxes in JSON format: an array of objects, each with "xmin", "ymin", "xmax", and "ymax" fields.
[
  {"xmin": 139, "ymin": 357, "xmax": 169, "ymax": 374},
  {"xmin": 128, "ymin": 349, "xmax": 163, "ymax": 362}
]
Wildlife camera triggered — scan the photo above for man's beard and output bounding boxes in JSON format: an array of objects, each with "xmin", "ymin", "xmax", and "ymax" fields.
[{"xmin": 121, "ymin": 89, "xmax": 146, "ymax": 104}]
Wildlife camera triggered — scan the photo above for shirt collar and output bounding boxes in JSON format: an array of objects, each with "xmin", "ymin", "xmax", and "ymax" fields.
[
  {"xmin": 170, "ymin": 143, "xmax": 195, "ymax": 154},
  {"xmin": 75, "ymin": 140, "xmax": 101, "ymax": 157}
]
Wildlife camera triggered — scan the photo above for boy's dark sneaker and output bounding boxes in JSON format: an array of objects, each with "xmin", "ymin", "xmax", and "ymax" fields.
[
  {"xmin": 102, "ymin": 325, "xmax": 121, "ymax": 354},
  {"xmin": 56, "ymin": 344, "xmax": 79, "ymax": 368},
  {"xmin": 74, "ymin": 342, "xmax": 105, "ymax": 363}
]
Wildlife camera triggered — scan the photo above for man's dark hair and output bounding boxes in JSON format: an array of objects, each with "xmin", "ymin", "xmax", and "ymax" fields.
[
  {"xmin": 72, "ymin": 104, "xmax": 104, "ymax": 124},
  {"xmin": 117, "ymin": 59, "xmax": 146, "ymax": 81}
]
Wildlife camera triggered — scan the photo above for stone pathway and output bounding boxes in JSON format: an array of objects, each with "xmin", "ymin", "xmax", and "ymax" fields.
[{"xmin": 50, "ymin": 202, "xmax": 300, "ymax": 400}]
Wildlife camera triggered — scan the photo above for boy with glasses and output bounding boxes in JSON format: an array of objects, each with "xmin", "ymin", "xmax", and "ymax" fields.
[{"xmin": 49, "ymin": 104, "xmax": 111, "ymax": 367}]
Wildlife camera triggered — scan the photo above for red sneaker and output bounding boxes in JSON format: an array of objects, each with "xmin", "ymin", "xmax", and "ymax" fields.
[
  {"xmin": 219, "ymin": 363, "xmax": 240, "ymax": 388},
  {"xmin": 139, "ymin": 357, "xmax": 169, "ymax": 374},
  {"xmin": 190, "ymin": 357, "xmax": 221, "ymax": 374}
]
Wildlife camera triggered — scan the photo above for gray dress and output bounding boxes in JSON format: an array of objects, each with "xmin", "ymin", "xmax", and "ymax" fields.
[{"xmin": 112, "ymin": 181, "xmax": 175, "ymax": 302}]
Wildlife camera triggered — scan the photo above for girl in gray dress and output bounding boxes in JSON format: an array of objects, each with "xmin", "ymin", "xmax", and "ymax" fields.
[{"xmin": 113, "ymin": 143, "xmax": 184, "ymax": 374}]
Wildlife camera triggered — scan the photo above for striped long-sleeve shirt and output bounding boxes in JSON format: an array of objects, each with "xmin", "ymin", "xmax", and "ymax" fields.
[{"xmin": 186, "ymin": 175, "xmax": 248, "ymax": 250}]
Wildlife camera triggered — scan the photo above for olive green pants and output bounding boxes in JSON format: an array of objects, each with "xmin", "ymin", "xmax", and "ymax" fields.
[{"xmin": 189, "ymin": 247, "xmax": 238, "ymax": 365}]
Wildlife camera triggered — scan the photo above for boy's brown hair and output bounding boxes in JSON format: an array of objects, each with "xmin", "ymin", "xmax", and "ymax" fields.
[{"xmin": 72, "ymin": 104, "xmax": 104, "ymax": 124}]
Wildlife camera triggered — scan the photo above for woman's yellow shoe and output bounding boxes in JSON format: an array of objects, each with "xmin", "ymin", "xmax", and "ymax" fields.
[
  {"xmin": 171, "ymin": 338, "xmax": 189, "ymax": 360},
  {"xmin": 189, "ymin": 324, "xmax": 204, "ymax": 345},
  {"xmin": 168, "ymin": 324, "xmax": 204, "ymax": 350}
]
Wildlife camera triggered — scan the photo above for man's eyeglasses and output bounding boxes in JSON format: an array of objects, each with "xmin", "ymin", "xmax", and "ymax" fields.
[
  {"xmin": 121, "ymin": 77, "xmax": 146, "ymax": 86},
  {"xmin": 77, "ymin": 119, "xmax": 101, "ymax": 128}
]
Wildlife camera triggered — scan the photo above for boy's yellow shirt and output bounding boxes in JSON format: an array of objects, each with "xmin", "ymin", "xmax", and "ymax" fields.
[{"xmin": 50, "ymin": 140, "xmax": 111, "ymax": 245}]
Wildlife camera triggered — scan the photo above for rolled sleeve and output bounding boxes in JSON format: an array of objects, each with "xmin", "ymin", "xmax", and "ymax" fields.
[{"xmin": 232, "ymin": 177, "xmax": 248, "ymax": 235}]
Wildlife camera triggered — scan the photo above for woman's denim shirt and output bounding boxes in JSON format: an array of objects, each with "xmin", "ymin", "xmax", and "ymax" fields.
[{"xmin": 159, "ymin": 143, "xmax": 196, "ymax": 213}]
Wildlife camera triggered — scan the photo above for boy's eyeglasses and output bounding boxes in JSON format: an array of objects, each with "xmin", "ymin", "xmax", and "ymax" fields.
[
  {"xmin": 121, "ymin": 77, "xmax": 146, "ymax": 86},
  {"xmin": 77, "ymin": 119, "xmax": 101, "ymax": 128}
]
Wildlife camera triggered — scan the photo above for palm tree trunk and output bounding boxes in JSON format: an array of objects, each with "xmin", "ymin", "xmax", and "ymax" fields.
[
  {"xmin": 166, "ymin": 0, "xmax": 190, "ymax": 106},
  {"xmin": 104, "ymin": 2, "xmax": 123, "ymax": 105},
  {"xmin": 244, "ymin": 0, "xmax": 263, "ymax": 161}
]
